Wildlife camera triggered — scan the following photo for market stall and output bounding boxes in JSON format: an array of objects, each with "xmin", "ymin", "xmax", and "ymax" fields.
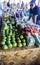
[{"xmin": 0, "ymin": 0, "xmax": 40, "ymax": 65}]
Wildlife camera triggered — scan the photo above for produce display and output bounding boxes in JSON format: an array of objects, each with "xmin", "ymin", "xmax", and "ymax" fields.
[
  {"xmin": 0, "ymin": 15, "xmax": 27, "ymax": 50},
  {"xmin": 6, "ymin": 8, "xmax": 23, "ymax": 19},
  {"xmin": 1, "ymin": 24, "xmax": 26, "ymax": 50},
  {"xmin": 24, "ymin": 25, "xmax": 39, "ymax": 35},
  {"xmin": 0, "ymin": 2, "xmax": 40, "ymax": 65},
  {"xmin": 0, "ymin": 11, "xmax": 40, "ymax": 50},
  {"xmin": 16, "ymin": 17, "xmax": 40, "ymax": 47}
]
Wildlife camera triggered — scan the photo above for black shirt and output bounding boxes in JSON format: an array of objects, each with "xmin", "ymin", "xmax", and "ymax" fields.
[
  {"xmin": 30, "ymin": 6, "xmax": 38, "ymax": 17},
  {"xmin": 30, "ymin": 6, "xmax": 39, "ymax": 22},
  {"xmin": 38, "ymin": 7, "xmax": 40, "ymax": 15}
]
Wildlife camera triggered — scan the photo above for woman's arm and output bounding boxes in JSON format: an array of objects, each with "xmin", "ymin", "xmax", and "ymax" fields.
[{"xmin": 34, "ymin": 15, "xmax": 38, "ymax": 24}]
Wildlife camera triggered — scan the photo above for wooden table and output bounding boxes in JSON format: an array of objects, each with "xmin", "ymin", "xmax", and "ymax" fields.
[{"xmin": 0, "ymin": 46, "xmax": 40, "ymax": 65}]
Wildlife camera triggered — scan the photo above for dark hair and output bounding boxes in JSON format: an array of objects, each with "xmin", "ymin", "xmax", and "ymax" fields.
[{"xmin": 30, "ymin": 0, "xmax": 36, "ymax": 4}]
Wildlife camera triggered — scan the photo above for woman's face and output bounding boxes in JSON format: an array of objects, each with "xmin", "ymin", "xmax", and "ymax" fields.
[{"xmin": 30, "ymin": 3, "xmax": 35, "ymax": 9}]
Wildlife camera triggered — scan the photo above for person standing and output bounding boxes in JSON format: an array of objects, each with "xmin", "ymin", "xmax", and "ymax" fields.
[
  {"xmin": 21, "ymin": 1, "xmax": 24, "ymax": 10},
  {"xmin": 7, "ymin": 0, "xmax": 10, "ymax": 7},
  {"xmin": 3, "ymin": 1, "xmax": 7, "ymax": 11},
  {"xmin": 17, "ymin": 3, "xmax": 20, "ymax": 9}
]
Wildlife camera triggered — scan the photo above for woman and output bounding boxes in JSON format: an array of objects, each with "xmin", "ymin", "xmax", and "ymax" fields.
[{"xmin": 28, "ymin": 0, "xmax": 39, "ymax": 24}]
